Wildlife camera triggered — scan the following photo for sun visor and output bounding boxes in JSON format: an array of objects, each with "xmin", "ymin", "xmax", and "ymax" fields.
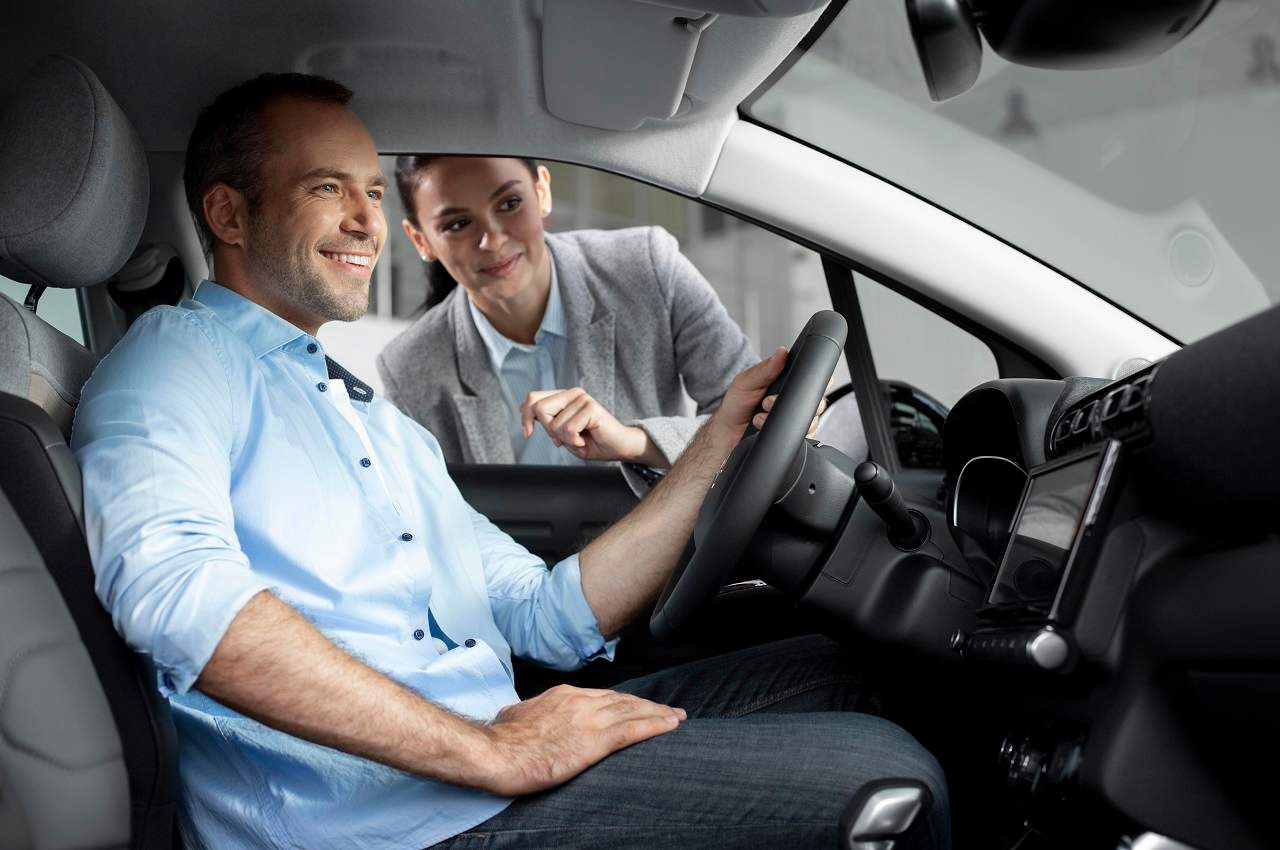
[{"xmin": 542, "ymin": 0, "xmax": 828, "ymax": 131}]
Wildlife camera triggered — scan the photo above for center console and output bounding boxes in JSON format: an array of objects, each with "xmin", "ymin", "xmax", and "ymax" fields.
[
  {"xmin": 936, "ymin": 366, "xmax": 1167, "ymax": 842},
  {"xmin": 952, "ymin": 439, "xmax": 1124, "ymax": 671}
]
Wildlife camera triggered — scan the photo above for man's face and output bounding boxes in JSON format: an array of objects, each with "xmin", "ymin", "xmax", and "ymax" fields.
[{"xmin": 243, "ymin": 97, "xmax": 386, "ymax": 331}]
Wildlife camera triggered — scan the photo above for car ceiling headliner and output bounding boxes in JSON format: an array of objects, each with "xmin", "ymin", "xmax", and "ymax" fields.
[{"xmin": 1, "ymin": 0, "xmax": 825, "ymax": 195}]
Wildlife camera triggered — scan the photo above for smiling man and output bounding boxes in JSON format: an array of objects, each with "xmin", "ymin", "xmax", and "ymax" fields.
[
  {"xmin": 71, "ymin": 73, "xmax": 949, "ymax": 850},
  {"xmin": 186, "ymin": 77, "xmax": 383, "ymax": 330}
]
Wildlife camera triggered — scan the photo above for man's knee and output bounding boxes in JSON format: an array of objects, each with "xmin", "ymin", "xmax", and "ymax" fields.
[
  {"xmin": 854, "ymin": 715, "xmax": 945, "ymax": 795},
  {"xmin": 805, "ymin": 714, "xmax": 950, "ymax": 848}
]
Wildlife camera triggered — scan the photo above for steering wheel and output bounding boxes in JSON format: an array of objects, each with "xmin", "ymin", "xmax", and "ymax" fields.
[{"xmin": 650, "ymin": 310, "xmax": 848, "ymax": 640}]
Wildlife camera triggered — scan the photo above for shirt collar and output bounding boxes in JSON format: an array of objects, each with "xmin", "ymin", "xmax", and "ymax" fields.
[
  {"xmin": 467, "ymin": 252, "xmax": 566, "ymax": 372},
  {"xmin": 193, "ymin": 280, "xmax": 309, "ymax": 359}
]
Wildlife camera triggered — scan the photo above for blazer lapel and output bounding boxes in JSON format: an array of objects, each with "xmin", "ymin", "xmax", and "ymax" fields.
[
  {"xmin": 449, "ymin": 395, "xmax": 512, "ymax": 464},
  {"xmin": 551, "ymin": 235, "xmax": 615, "ymax": 413},
  {"xmin": 448, "ymin": 292, "xmax": 514, "ymax": 464}
]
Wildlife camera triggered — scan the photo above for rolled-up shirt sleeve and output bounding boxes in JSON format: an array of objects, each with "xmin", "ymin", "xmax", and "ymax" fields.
[
  {"xmin": 469, "ymin": 505, "xmax": 616, "ymax": 671},
  {"xmin": 71, "ymin": 310, "xmax": 269, "ymax": 697}
]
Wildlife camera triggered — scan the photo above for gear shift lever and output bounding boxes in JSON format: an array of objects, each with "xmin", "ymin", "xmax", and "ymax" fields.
[
  {"xmin": 839, "ymin": 779, "xmax": 933, "ymax": 850},
  {"xmin": 855, "ymin": 461, "xmax": 929, "ymax": 550}
]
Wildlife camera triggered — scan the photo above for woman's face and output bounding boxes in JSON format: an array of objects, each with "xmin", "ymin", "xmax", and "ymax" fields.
[{"xmin": 403, "ymin": 157, "xmax": 552, "ymax": 303}]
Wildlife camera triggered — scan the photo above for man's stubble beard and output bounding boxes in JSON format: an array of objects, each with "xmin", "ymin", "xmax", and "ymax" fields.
[{"xmin": 247, "ymin": 212, "xmax": 371, "ymax": 327}]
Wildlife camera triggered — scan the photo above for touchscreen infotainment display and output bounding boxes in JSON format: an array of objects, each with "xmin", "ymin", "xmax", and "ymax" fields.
[{"xmin": 988, "ymin": 447, "xmax": 1108, "ymax": 609}]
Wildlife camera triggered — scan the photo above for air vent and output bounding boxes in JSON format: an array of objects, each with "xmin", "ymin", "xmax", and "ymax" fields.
[{"xmin": 1051, "ymin": 364, "xmax": 1159, "ymax": 457}]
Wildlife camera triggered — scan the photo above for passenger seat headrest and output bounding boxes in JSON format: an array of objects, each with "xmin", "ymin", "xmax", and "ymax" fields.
[
  {"xmin": 0, "ymin": 55, "xmax": 148, "ymax": 289},
  {"xmin": 108, "ymin": 243, "xmax": 186, "ymax": 326}
]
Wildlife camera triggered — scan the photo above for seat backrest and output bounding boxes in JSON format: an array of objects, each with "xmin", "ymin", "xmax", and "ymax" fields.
[
  {"xmin": 0, "ymin": 486, "xmax": 131, "ymax": 849},
  {"xmin": 0, "ymin": 394, "xmax": 182, "ymax": 849},
  {"xmin": 814, "ymin": 389, "xmax": 869, "ymax": 462},
  {"xmin": 0, "ymin": 290, "xmax": 99, "ymax": 441},
  {"xmin": 0, "ymin": 55, "xmax": 181, "ymax": 849}
]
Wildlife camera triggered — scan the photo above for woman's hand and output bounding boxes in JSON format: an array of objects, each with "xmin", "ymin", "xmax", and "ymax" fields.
[{"xmin": 520, "ymin": 388, "xmax": 668, "ymax": 466}]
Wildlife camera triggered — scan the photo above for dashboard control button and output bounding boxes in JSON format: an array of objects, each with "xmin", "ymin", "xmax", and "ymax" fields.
[
  {"xmin": 1027, "ymin": 629, "xmax": 1070, "ymax": 670},
  {"xmin": 998, "ymin": 736, "xmax": 1018, "ymax": 767}
]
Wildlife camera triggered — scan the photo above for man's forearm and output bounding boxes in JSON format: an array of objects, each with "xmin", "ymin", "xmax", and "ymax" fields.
[
  {"xmin": 196, "ymin": 590, "xmax": 497, "ymax": 788},
  {"xmin": 579, "ymin": 419, "xmax": 738, "ymax": 636}
]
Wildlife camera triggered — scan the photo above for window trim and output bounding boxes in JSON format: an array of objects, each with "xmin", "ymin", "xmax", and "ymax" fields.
[
  {"xmin": 694, "ymin": 194, "xmax": 1058, "ymax": 382},
  {"xmin": 822, "ymin": 256, "xmax": 900, "ymax": 473},
  {"xmin": 432, "ymin": 156, "xmax": 1056, "ymax": 380}
]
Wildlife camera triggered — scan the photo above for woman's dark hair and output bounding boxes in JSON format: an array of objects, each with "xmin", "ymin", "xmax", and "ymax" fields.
[
  {"xmin": 394, "ymin": 155, "xmax": 539, "ymax": 313},
  {"xmin": 183, "ymin": 73, "xmax": 353, "ymax": 254}
]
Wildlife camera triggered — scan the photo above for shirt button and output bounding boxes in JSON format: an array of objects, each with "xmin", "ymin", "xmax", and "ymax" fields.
[
  {"xmin": 413, "ymin": 629, "xmax": 424, "ymax": 640},
  {"xmin": 360, "ymin": 457, "xmax": 372, "ymax": 468},
  {"xmin": 400, "ymin": 532, "xmax": 414, "ymax": 542},
  {"xmin": 432, "ymin": 638, "xmax": 450, "ymax": 654},
  {"xmin": 317, "ymin": 382, "xmax": 328, "ymax": 392},
  {"xmin": 307, "ymin": 342, "xmax": 318, "ymax": 354},
  {"xmin": 464, "ymin": 638, "xmax": 477, "ymax": 648}
]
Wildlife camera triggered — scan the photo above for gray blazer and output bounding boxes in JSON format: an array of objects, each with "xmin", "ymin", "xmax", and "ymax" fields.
[{"xmin": 376, "ymin": 227, "xmax": 757, "ymax": 465}]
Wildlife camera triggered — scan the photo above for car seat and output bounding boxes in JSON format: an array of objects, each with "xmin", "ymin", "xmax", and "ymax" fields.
[
  {"xmin": 107, "ymin": 243, "xmax": 188, "ymax": 328},
  {"xmin": 0, "ymin": 54, "xmax": 181, "ymax": 849},
  {"xmin": 814, "ymin": 386, "xmax": 869, "ymax": 461}
]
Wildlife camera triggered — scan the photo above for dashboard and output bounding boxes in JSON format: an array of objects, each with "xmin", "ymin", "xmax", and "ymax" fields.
[
  {"xmin": 725, "ymin": 300, "xmax": 1278, "ymax": 849},
  {"xmin": 943, "ymin": 362, "xmax": 1160, "ymax": 674},
  {"xmin": 915, "ymin": 307, "xmax": 1280, "ymax": 850}
]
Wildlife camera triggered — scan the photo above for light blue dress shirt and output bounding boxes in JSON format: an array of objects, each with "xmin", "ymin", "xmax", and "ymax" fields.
[
  {"xmin": 467, "ymin": 260, "xmax": 583, "ymax": 465},
  {"xmin": 71, "ymin": 281, "xmax": 614, "ymax": 850}
]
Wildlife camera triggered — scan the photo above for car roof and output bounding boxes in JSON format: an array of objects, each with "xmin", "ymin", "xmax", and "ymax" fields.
[{"xmin": 0, "ymin": 0, "xmax": 824, "ymax": 195}]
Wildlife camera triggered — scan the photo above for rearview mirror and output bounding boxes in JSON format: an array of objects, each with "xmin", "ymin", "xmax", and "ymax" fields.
[{"xmin": 906, "ymin": 0, "xmax": 1220, "ymax": 101}]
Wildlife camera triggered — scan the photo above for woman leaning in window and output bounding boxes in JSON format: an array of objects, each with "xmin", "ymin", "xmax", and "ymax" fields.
[{"xmin": 376, "ymin": 156, "xmax": 757, "ymax": 473}]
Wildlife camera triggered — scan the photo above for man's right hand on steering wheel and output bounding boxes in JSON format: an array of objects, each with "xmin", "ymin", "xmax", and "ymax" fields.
[{"xmin": 707, "ymin": 346, "xmax": 790, "ymax": 443}]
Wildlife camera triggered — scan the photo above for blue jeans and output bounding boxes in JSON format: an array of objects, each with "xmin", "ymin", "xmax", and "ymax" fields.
[{"xmin": 432, "ymin": 636, "xmax": 950, "ymax": 849}]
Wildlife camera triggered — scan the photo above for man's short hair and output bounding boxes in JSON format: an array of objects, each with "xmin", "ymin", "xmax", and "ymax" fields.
[{"xmin": 183, "ymin": 73, "xmax": 353, "ymax": 254}]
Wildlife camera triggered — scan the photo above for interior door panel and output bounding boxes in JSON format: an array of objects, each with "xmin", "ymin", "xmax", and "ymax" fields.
[
  {"xmin": 448, "ymin": 463, "xmax": 638, "ymax": 564},
  {"xmin": 450, "ymin": 462, "xmax": 814, "ymax": 695}
]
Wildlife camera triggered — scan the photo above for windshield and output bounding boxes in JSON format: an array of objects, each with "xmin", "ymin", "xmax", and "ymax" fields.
[{"xmin": 746, "ymin": 0, "xmax": 1280, "ymax": 344}]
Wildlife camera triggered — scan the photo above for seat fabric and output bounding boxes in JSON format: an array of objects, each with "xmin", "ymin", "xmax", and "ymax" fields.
[
  {"xmin": 0, "ymin": 291, "xmax": 99, "ymax": 440},
  {"xmin": 0, "ymin": 52, "xmax": 180, "ymax": 850},
  {"xmin": 0, "ymin": 393, "xmax": 183, "ymax": 849},
  {"xmin": 0, "ymin": 485, "xmax": 131, "ymax": 849}
]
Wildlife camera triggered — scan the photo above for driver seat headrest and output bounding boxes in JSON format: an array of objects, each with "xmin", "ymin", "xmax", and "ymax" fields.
[{"xmin": 0, "ymin": 54, "xmax": 149, "ymax": 289}]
